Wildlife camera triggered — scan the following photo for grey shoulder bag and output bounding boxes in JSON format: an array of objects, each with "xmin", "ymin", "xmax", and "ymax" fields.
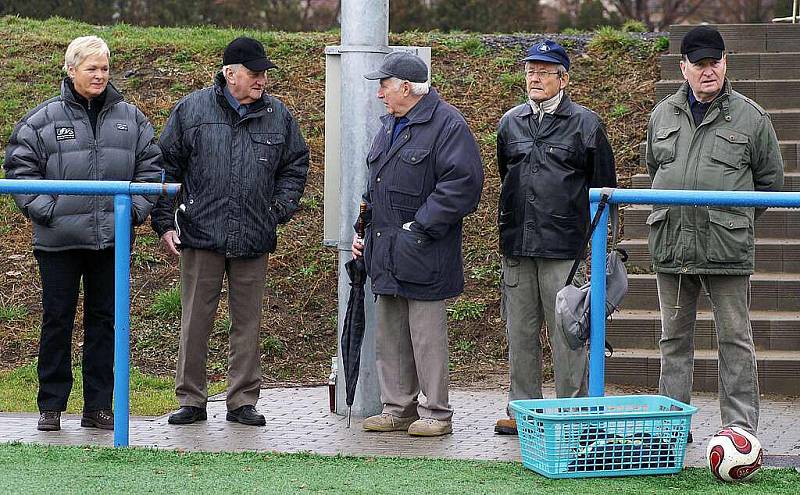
[{"xmin": 555, "ymin": 188, "xmax": 628, "ymax": 356}]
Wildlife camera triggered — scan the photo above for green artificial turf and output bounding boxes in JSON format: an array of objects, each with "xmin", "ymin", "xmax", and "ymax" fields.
[{"xmin": 0, "ymin": 443, "xmax": 798, "ymax": 494}]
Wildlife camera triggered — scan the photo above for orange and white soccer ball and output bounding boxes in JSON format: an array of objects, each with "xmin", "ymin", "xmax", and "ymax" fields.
[{"xmin": 706, "ymin": 426, "xmax": 763, "ymax": 482}]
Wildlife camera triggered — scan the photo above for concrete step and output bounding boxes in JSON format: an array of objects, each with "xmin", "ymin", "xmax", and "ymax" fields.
[
  {"xmin": 630, "ymin": 172, "xmax": 800, "ymax": 192},
  {"xmin": 767, "ymin": 109, "xmax": 800, "ymax": 141},
  {"xmin": 618, "ymin": 237, "xmax": 800, "ymax": 273},
  {"xmin": 622, "ymin": 204, "xmax": 800, "ymax": 239},
  {"xmin": 656, "ymin": 80, "xmax": 800, "ymax": 109},
  {"xmin": 607, "ymin": 309, "xmax": 800, "ymax": 351},
  {"xmin": 638, "ymin": 141, "xmax": 799, "ymax": 171},
  {"xmin": 668, "ymin": 24, "xmax": 800, "ymax": 54},
  {"xmin": 660, "ymin": 52, "xmax": 800, "ymax": 80},
  {"xmin": 623, "ymin": 273, "xmax": 800, "ymax": 312},
  {"xmin": 605, "ymin": 348, "xmax": 800, "ymax": 395}
]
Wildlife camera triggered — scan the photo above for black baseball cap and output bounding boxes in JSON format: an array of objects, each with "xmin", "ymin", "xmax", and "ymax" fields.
[
  {"xmin": 223, "ymin": 37, "xmax": 277, "ymax": 71},
  {"xmin": 364, "ymin": 51, "xmax": 428, "ymax": 83},
  {"xmin": 681, "ymin": 26, "xmax": 725, "ymax": 63}
]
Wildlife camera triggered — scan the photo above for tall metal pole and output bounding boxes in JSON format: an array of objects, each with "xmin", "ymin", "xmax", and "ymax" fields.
[{"xmin": 335, "ymin": 0, "xmax": 390, "ymax": 417}]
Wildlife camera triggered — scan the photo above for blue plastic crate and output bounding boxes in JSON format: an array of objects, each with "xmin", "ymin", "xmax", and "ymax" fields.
[{"xmin": 509, "ymin": 395, "xmax": 697, "ymax": 479}]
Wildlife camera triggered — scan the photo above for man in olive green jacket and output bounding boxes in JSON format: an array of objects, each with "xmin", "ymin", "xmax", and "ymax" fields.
[{"xmin": 646, "ymin": 26, "xmax": 783, "ymax": 435}]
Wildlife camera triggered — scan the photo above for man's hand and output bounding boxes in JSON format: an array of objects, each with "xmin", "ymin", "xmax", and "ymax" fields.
[
  {"xmin": 351, "ymin": 234, "xmax": 364, "ymax": 259},
  {"xmin": 161, "ymin": 230, "xmax": 181, "ymax": 257}
]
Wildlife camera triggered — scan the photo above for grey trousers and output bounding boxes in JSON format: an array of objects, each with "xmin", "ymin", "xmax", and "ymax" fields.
[
  {"xmin": 375, "ymin": 295, "xmax": 452, "ymax": 421},
  {"xmin": 175, "ymin": 248, "xmax": 267, "ymax": 411},
  {"xmin": 656, "ymin": 273, "xmax": 759, "ymax": 433},
  {"xmin": 502, "ymin": 256, "xmax": 588, "ymax": 412}
]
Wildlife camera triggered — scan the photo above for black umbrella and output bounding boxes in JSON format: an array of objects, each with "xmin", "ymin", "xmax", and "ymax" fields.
[{"xmin": 341, "ymin": 255, "xmax": 367, "ymax": 427}]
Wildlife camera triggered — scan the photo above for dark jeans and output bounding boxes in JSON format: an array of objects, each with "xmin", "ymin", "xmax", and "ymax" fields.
[{"xmin": 34, "ymin": 248, "xmax": 115, "ymax": 412}]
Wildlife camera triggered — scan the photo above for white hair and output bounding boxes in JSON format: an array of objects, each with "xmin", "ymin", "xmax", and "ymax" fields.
[
  {"xmin": 386, "ymin": 77, "xmax": 430, "ymax": 96},
  {"xmin": 223, "ymin": 63, "xmax": 244, "ymax": 74},
  {"xmin": 63, "ymin": 36, "xmax": 110, "ymax": 73}
]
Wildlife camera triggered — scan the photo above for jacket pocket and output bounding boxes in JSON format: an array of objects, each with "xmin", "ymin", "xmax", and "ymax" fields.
[
  {"xmin": 711, "ymin": 129, "xmax": 748, "ymax": 169},
  {"xmin": 651, "ymin": 126, "xmax": 680, "ymax": 165},
  {"xmin": 389, "ymin": 148, "xmax": 430, "ymax": 196},
  {"xmin": 646, "ymin": 207, "xmax": 672, "ymax": 263},
  {"xmin": 391, "ymin": 229, "xmax": 438, "ymax": 285},
  {"xmin": 706, "ymin": 208, "xmax": 750, "ymax": 263},
  {"xmin": 251, "ymin": 132, "xmax": 285, "ymax": 166},
  {"xmin": 543, "ymin": 142, "xmax": 576, "ymax": 167}
]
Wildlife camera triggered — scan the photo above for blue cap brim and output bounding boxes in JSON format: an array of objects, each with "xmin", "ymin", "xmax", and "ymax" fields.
[{"xmin": 522, "ymin": 54, "xmax": 564, "ymax": 66}]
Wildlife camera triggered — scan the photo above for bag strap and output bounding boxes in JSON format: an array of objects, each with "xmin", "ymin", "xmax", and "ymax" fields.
[{"xmin": 564, "ymin": 188, "xmax": 616, "ymax": 287}]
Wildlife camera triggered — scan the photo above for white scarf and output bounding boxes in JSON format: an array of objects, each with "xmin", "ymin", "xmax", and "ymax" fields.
[{"xmin": 529, "ymin": 90, "xmax": 563, "ymax": 123}]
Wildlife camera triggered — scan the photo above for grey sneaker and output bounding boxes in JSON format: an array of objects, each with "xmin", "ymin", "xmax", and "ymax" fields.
[
  {"xmin": 408, "ymin": 418, "xmax": 452, "ymax": 437},
  {"xmin": 37, "ymin": 411, "xmax": 61, "ymax": 431},
  {"xmin": 363, "ymin": 413, "xmax": 419, "ymax": 432}
]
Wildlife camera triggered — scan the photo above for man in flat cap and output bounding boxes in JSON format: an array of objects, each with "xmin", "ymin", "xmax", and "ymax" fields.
[
  {"xmin": 494, "ymin": 40, "xmax": 617, "ymax": 435},
  {"xmin": 152, "ymin": 36, "xmax": 309, "ymax": 426},
  {"xmin": 647, "ymin": 26, "xmax": 783, "ymax": 436},
  {"xmin": 351, "ymin": 51, "xmax": 484, "ymax": 436}
]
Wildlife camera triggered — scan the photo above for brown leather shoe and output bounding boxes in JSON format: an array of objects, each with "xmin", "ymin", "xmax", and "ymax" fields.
[
  {"xmin": 37, "ymin": 411, "xmax": 61, "ymax": 431},
  {"xmin": 495, "ymin": 418, "xmax": 517, "ymax": 435},
  {"xmin": 81, "ymin": 409, "xmax": 114, "ymax": 430}
]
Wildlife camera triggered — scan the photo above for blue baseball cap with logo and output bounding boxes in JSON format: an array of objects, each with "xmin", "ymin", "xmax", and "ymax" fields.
[{"xmin": 522, "ymin": 40, "xmax": 570, "ymax": 72}]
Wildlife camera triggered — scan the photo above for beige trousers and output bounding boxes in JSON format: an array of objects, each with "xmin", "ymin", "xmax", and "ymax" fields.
[
  {"xmin": 175, "ymin": 248, "xmax": 267, "ymax": 411},
  {"xmin": 375, "ymin": 296, "xmax": 452, "ymax": 421}
]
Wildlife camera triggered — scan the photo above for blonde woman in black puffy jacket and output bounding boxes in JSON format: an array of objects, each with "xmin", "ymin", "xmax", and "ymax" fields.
[{"xmin": 4, "ymin": 35, "xmax": 162, "ymax": 432}]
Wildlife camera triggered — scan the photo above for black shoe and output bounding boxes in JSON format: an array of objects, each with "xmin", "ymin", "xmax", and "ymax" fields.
[
  {"xmin": 226, "ymin": 405, "xmax": 266, "ymax": 426},
  {"xmin": 81, "ymin": 409, "xmax": 114, "ymax": 430},
  {"xmin": 168, "ymin": 406, "xmax": 207, "ymax": 425},
  {"xmin": 37, "ymin": 411, "xmax": 61, "ymax": 431},
  {"xmin": 687, "ymin": 432, "xmax": 693, "ymax": 444}
]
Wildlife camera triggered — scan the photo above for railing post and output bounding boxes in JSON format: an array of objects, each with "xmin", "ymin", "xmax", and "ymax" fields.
[
  {"xmin": 588, "ymin": 200, "xmax": 609, "ymax": 397},
  {"xmin": 113, "ymin": 194, "xmax": 132, "ymax": 447}
]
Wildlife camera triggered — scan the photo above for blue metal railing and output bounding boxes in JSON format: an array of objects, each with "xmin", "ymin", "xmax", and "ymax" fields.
[
  {"xmin": 587, "ymin": 188, "xmax": 800, "ymax": 397},
  {"xmin": 0, "ymin": 179, "xmax": 180, "ymax": 447}
]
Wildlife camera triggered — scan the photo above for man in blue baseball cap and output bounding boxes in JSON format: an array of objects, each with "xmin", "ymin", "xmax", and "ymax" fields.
[{"xmin": 494, "ymin": 40, "xmax": 617, "ymax": 435}]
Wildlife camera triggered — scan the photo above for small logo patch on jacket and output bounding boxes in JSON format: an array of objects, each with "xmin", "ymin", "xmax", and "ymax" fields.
[
  {"xmin": 55, "ymin": 127, "xmax": 75, "ymax": 141},
  {"xmin": 116, "ymin": 123, "xmax": 128, "ymax": 131}
]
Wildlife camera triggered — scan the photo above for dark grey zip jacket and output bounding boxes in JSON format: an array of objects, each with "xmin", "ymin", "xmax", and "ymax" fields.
[
  {"xmin": 4, "ymin": 79, "xmax": 162, "ymax": 251},
  {"xmin": 151, "ymin": 73, "xmax": 309, "ymax": 258},
  {"xmin": 496, "ymin": 94, "xmax": 617, "ymax": 259}
]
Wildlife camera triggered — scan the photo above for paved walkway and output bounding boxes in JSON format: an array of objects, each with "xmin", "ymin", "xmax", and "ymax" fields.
[{"xmin": 1, "ymin": 386, "xmax": 798, "ymax": 469}]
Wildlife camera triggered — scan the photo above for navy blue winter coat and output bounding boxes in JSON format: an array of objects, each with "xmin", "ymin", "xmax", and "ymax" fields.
[{"xmin": 362, "ymin": 89, "xmax": 484, "ymax": 301}]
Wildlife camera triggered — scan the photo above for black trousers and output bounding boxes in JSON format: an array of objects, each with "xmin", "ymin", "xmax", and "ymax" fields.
[{"xmin": 34, "ymin": 248, "xmax": 115, "ymax": 412}]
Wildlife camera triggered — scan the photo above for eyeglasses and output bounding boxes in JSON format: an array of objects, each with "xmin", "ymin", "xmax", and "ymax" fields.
[{"xmin": 525, "ymin": 69, "xmax": 561, "ymax": 79}]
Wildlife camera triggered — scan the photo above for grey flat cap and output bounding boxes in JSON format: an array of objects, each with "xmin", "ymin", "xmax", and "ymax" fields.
[{"xmin": 364, "ymin": 51, "xmax": 428, "ymax": 83}]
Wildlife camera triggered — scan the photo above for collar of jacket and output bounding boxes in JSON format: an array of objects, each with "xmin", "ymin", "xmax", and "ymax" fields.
[
  {"xmin": 668, "ymin": 79, "xmax": 732, "ymax": 116},
  {"xmin": 213, "ymin": 71, "xmax": 269, "ymax": 116},
  {"xmin": 60, "ymin": 77, "xmax": 123, "ymax": 109},
  {"xmin": 379, "ymin": 87, "xmax": 441, "ymax": 127},
  {"xmin": 513, "ymin": 92, "xmax": 575, "ymax": 120}
]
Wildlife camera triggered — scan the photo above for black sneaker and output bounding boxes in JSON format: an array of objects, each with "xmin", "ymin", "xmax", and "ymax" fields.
[
  {"xmin": 168, "ymin": 406, "xmax": 207, "ymax": 425},
  {"xmin": 226, "ymin": 405, "xmax": 266, "ymax": 426},
  {"xmin": 81, "ymin": 409, "xmax": 114, "ymax": 430},
  {"xmin": 37, "ymin": 411, "xmax": 61, "ymax": 431}
]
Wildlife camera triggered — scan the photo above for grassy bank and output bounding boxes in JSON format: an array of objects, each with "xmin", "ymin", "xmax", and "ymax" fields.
[
  {"xmin": 0, "ymin": 363, "xmax": 224, "ymax": 415},
  {"xmin": 0, "ymin": 15, "xmax": 662, "ymax": 391}
]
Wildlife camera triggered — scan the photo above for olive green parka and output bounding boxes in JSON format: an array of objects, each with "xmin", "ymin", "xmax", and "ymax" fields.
[{"xmin": 645, "ymin": 80, "xmax": 784, "ymax": 275}]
